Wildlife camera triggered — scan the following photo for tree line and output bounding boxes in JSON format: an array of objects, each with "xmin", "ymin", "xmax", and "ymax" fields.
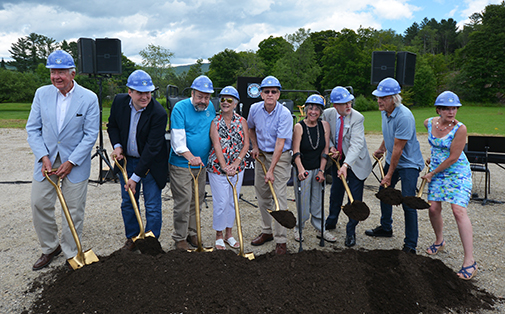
[{"xmin": 1, "ymin": 1, "xmax": 504, "ymax": 107}]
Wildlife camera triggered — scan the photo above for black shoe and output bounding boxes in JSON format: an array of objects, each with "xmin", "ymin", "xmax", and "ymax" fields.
[
  {"xmin": 345, "ymin": 234, "xmax": 356, "ymax": 247},
  {"xmin": 365, "ymin": 225, "xmax": 393, "ymax": 237},
  {"xmin": 402, "ymin": 245, "xmax": 416, "ymax": 254}
]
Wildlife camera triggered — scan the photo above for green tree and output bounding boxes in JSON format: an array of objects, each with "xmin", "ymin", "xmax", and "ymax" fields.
[
  {"xmin": 309, "ymin": 30, "xmax": 338, "ymax": 90},
  {"xmin": 236, "ymin": 51, "xmax": 266, "ymax": 78},
  {"xmin": 139, "ymin": 44, "xmax": 174, "ymax": 89},
  {"xmin": 207, "ymin": 48, "xmax": 241, "ymax": 87},
  {"xmin": 404, "ymin": 22, "xmax": 420, "ymax": 46},
  {"xmin": 1, "ymin": 58, "xmax": 6, "ymax": 69},
  {"xmin": 457, "ymin": 1, "xmax": 505, "ymax": 102},
  {"xmin": 412, "ymin": 56, "xmax": 437, "ymax": 106},
  {"xmin": 285, "ymin": 28, "xmax": 311, "ymax": 51},
  {"xmin": 8, "ymin": 33, "xmax": 57, "ymax": 72},
  {"xmin": 257, "ymin": 36, "xmax": 293, "ymax": 72},
  {"xmin": 0, "ymin": 68, "xmax": 39, "ymax": 102},
  {"xmin": 169, "ymin": 59, "xmax": 205, "ymax": 92}
]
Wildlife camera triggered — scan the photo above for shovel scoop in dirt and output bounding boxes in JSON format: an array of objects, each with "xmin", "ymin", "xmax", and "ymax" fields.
[
  {"xmin": 256, "ymin": 154, "xmax": 296, "ymax": 229},
  {"xmin": 114, "ymin": 157, "xmax": 163, "ymax": 256},
  {"xmin": 328, "ymin": 153, "xmax": 370, "ymax": 221},
  {"xmin": 373, "ymin": 155, "xmax": 403, "ymax": 206},
  {"xmin": 44, "ymin": 170, "xmax": 99, "ymax": 270}
]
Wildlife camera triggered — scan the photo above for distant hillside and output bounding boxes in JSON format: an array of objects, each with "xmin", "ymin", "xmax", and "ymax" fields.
[{"xmin": 172, "ymin": 63, "xmax": 210, "ymax": 75}]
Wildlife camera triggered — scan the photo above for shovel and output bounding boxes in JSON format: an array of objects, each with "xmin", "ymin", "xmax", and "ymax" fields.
[
  {"xmin": 188, "ymin": 163, "xmax": 213, "ymax": 252},
  {"xmin": 402, "ymin": 161, "xmax": 431, "ymax": 209},
  {"xmin": 44, "ymin": 170, "xmax": 99, "ymax": 270},
  {"xmin": 113, "ymin": 157, "xmax": 156, "ymax": 241},
  {"xmin": 226, "ymin": 173, "xmax": 254, "ymax": 260},
  {"xmin": 256, "ymin": 154, "xmax": 296, "ymax": 229},
  {"xmin": 373, "ymin": 154, "xmax": 404, "ymax": 206},
  {"xmin": 328, "ymin": 153, "xmax": 370, "ymax": 221}
]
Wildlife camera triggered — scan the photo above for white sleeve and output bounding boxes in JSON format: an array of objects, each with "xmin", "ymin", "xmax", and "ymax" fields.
[{"xmin": 171, "ymin": 128, "xmax": 189, "ymax": 155}]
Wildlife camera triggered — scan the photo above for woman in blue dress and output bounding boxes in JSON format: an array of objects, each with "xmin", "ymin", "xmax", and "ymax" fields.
[{"xmin": 421, "ymin": 91, "xmax": 476, "ymax": 280}]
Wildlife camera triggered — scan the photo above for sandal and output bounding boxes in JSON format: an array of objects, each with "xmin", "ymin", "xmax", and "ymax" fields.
[
  {"xmin": 458, "ymin": 262, "xmax": 478, "ymax": 280},
  {"xmin": 215, "ymin": 239, "xmax": 226, "ymax": 250},
  {"xmin": 426, "ymin": 239, "xmax": 445, "ymax": 255},
  {"xmin": 224, "ymin": 237, "xmax": 240, "ymax": 249}
]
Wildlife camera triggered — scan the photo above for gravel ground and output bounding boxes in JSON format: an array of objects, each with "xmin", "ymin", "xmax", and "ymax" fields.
[{"xmin": 1, "ymin": 128, "xmax": 504, "ymax": 313}]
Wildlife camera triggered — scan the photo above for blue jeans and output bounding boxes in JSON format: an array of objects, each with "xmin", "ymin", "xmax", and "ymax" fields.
[
  {"xmin": 118, "ymin": 157, "xmax": 162, "ymax": 239},
  {"xmin": 326, "ymin": 163, "xmax": 364, "ymax": 236},
  {"xmin": 379, "ymin": 164, "xmax": 420, "ymax": 250}
]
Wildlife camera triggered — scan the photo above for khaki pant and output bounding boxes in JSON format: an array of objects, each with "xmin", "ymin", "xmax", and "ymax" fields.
[
  {"xmin": 170, "ymin": 164, "xmax": 206, "ymax": 242},
  {"xmin": 254, "ymin": 151, "xmax": 291, "ymax": 244}
]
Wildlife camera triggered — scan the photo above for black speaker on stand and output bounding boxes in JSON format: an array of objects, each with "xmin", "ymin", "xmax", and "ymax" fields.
[
  {"xmin": 371, "ymin": 51, "xmax": 396, "ymax": 85},
  {"xmin": 78, "ymin": 37, "xmax": 122, "ymax": 184},
  {"xmin": 396, "ymin": 51, "xmax": 416, "ymax": 86}
]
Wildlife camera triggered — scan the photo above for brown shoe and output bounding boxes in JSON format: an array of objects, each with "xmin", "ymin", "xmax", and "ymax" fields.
[
  {"xmin": 275, "ymin": 243, "xmax": 287, "ymax": 255},
  {"xmin": 175, "ymin": 240, "xmax": 189, "ymax": 250},
  {"xmin": 121, "ymin": 238, "xmax": 138, "ymax": 251},
  {"xmin": 32, "ymin": 245, "xmax": 62, "ymax": 270},
  {"xmin": 251, "ymin": 233, "xmax": 274, "ymax": 246},
  {"xmin": 187, "ymin": 234, "xmax": 198, "ymax": 248}
]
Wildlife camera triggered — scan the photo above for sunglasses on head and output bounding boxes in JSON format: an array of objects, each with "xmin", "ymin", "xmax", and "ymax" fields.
[
  {"xmin": 262, "ymin": 90, "xmax": 278, "ymax": 95},
  {"xmin": 220, "ymin": 97, "xmax": 234, "ymax": 104}
]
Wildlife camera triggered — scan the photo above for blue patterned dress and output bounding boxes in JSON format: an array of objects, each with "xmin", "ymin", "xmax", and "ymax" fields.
[{"xmin": 427, "ymin": 118, "xmax": 472, "ymax": 207}]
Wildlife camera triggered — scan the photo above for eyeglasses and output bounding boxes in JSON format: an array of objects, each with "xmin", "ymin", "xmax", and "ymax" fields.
[
  {"xmin": 220, "ymin": 97, "xmax": 234, "ymax": 104},
  {"xmin": 194, "ymin": 94, "xmax": 211, "ymax": 101},
  {"xmin": 262, "ymin": 90, "xmax": 278, "ymax": 95},
  {"xmin": 376, "ymin": 96, "xmax": 391, "ymax": 101}
]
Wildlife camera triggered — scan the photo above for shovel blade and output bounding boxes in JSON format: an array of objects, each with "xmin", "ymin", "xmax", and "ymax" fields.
[
  {"xmin": 133, "ymin": 230, "xmax": 156, "ymax": 242},
  {"xmin": 67, "ymin": 249, "xmax": 99, "ymax": 270},
  {"xmin": 269, "ymin": 210, "xmax": 297, "ymax": 229}
]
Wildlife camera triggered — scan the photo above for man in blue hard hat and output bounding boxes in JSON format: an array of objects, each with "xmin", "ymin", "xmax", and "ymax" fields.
[
  {"xmin": 248, "ymin": 75, "xmax": 293, "ymax": 255},
  {"xmin": 26, "ymin": 50, "xmax": 100, "ymax": 270},
  {"xmin": 169, "ymin": 75, "xmax": 216, "ymax": 250},
  {"xmin": 107, "ymin": 70, "xmax": 168, "ymax": 251},
  {"xmin": 365, "ymin": 77, "xmax": 424, "ymax": 254}
]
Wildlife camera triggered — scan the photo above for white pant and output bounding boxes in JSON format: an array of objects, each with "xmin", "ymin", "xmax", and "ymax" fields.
[{"xmin": 208, "ymin": 171, "xmax": 244, "ymax": 231}]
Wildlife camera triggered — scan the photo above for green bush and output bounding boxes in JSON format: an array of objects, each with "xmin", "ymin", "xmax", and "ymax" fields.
[{"xmin": 353, "ymin": 95, "xmax": 377, "ymax": 112}]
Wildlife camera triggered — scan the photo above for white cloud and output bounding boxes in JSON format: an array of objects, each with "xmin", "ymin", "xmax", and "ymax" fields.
[{"xmin": 372, "ymin": 0, "xmax": 420, "ymax": 20}]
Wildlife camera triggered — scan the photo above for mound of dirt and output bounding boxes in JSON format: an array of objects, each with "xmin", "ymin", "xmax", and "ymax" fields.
[{"xmin": 24, "ymin": 248, "xmax": 498, "ymax": 314}]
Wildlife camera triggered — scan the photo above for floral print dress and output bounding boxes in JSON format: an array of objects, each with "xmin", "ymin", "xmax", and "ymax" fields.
[{"xmin": 427, "ymin": 117, "xmax": 472, "ymax": 207}]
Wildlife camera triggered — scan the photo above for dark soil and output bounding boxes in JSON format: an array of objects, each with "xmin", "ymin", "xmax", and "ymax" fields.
[
  {"xmin": 343, "ymin": 200, "xmax": 370, "ymax": 221},
  {"xmin": 270, "ymin": 210, "xmax": 297, "ymax": 229},
  {"xmin": 403, "ymin": 196, "xmax": 431, "ymax": 209},
  {"xmin": 135, "ymin": 237, "xmax": 165, "ymax": 256},
  {"xmin": 376, "ymin": 187, "xmax": 404, "ymax": 205},
  {"xmin": 24, "ymin": 248, "xmax": 500, "ymax": 314}
]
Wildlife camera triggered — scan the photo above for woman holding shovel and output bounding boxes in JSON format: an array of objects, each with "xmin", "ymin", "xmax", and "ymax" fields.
[
  {"xmin": 421, "ymin": 91, "xmax": 476, "ymax": 280},
  {"xmin": 292, "ymin": 95, "xmax": 334, "ymax": 243},
  {"xmin": 207, "ymin": 86, "xmax": 249, "ymax": 250}
]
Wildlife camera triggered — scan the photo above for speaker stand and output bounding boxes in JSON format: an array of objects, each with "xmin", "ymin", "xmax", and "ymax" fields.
[{"xmin": 91, "ymin": 75, "xmax": 114, "ymax": 184}]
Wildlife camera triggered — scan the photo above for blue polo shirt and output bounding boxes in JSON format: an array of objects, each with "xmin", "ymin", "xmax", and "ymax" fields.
[
  {"xmin": 382, "ymin": 104, "xmax": 424, "ymax": 170},
  {"xmin": 169, "ymin": 98, "xmax": 216, "ymax": 168},
  {"xmin": 247, "ymin": 101, "xmax": 292, "ymax": 152}
]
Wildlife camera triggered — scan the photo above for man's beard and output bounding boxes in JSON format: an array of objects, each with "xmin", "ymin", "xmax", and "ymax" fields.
[{"xmin": 194, "ymin": 103, "xmax": 207, "ymax": 112}]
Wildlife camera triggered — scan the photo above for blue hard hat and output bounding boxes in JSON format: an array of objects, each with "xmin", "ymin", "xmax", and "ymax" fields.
[
  {"xmin": 330, "ymin": 86, "xmax": 355, "ymax": 104},
  {"xmin": 372, "ymin": 77, "xmax": 401, "ymax": 97},
  {"xmin": 126, "ymin": 70, "xmax": 155, "ymax": 92},
  {"xmin": 435, "ymin": 91, "xmax": 462, "ymax": 107},
  {"xmin": 260, "ymin": 75, "xmax": 282, "ymax": 90},
  {"xmin": 46, "ymin": 50, "xmax": 75, "ymax": 69},
  {"xmin": 305, "ymin": 94, "xmax": 325, "ymax": 107},
  {"xmin": 219, "ymin": 86, "xmax": 240, "ymax": 101},
  {"xmin": 191, "ymin": 75, "xmax": 214, "ymax": 94}
]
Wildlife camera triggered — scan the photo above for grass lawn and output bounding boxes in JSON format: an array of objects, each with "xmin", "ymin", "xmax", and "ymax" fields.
[{"xmin": 1, "ymin": 102, "xmax": 504, "ymax": 136}]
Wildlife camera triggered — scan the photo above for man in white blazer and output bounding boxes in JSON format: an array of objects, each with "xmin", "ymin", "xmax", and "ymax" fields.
[
  {"xmin": 26, "ymin": 50, "xmax": 100, "ymax": 270},
  {"xmin": 322, "ymin": 86, "xmax": 372, "ymax": 247}
]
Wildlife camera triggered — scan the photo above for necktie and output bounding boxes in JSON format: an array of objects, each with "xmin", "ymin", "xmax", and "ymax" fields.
[{"xmin": 337, "ymin": 115, "xmax": 344, "ymax": 160}]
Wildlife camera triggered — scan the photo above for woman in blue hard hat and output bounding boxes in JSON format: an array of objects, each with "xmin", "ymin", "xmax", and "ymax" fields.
[
  {"xmin": 207, "ymin": 86, "xmax": 249, "ymax": 250},
  {"xmin": 421, "ymin": 91, "xmax": 476, "ymax": 280},
  {"xmin": 292, "ymin": 94, "xmax": 335, "ymax": 243}
]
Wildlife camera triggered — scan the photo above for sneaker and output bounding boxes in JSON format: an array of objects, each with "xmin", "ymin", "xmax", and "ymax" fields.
[
  {"xmin": 402, "ymin": 245, "xmax": 416, "ymax": 254},
  {"xmin": 317, "ymin": 230, "xmax": 337, "ymax": 243},
  {"xmin": 365, "ymin": 225, "xmax": 393, "ymax": 237}
]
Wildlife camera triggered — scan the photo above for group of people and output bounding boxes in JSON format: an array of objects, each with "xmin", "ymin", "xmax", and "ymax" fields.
[{"xmin": 26, "ymin": 50, "xmax": 477, "ymax": 280}]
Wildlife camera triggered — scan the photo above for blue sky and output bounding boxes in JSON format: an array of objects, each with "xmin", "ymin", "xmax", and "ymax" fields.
[{"xmin": 0, "ymin": 0, "xmax": 500, "ymax": 66}]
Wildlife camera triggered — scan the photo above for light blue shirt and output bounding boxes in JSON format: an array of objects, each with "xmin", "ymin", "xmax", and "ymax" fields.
[
  {"xmin": 382, "ymin": 104, "xmax": 424, "ymax": 170},
  {"xmin": 247, "ymin": 101, "xmax": 292, "ymax": 152}
]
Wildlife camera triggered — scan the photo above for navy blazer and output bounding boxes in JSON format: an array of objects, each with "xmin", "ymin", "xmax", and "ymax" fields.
[{"xmin": 107, "ymin": 93, "xmax": 168, "ymax": 190}]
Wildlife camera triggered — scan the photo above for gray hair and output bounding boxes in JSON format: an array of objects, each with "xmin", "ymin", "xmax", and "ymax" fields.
[{"xmin": 392, "ymin": 94, "xmax": 402, "ymax": 107}]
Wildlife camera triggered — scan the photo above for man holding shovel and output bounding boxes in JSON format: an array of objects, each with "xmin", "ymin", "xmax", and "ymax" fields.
[
  {"xmin": 365, "ymin": 78, "xmax": 424, "ymax": 254},
  {"xmin": 107, "ymin": 70, "xmax": 168, "ymax": 251},
  {"xmin": 248, "ymin": 76, "xmax": 293, "ymax": 255},
  {"xmin": 26, "ymin": 50, "xmax": 99, "ymax": 270}
]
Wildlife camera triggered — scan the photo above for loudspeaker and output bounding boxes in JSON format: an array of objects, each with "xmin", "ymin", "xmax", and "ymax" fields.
[
  {"xmin": 77, "ymin": 38, "xmax": 95, "ymax": 74},
  {"xmin": 396, "ymin": 51, "xmax": 416, "ymax": 86},
  {"xmin": 95, "ymin": 38, "xmax": 122, "ymax": 74},
  {"xmin": 237, "ymin": 76, "xmax": 262, "ymax": 119},
  {"xmin": 371, "ymin": 51, "xmax": 396, "ymax": 84}
]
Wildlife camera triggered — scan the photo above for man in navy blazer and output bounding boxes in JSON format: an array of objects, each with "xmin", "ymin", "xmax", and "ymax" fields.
[
  {"xmin": 26, "ymin": 50, "xmax": 100, "ymax": 270},
  {"xmin": 107, "ymin": 70, "xmax": 168, "ymax": 251}
]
